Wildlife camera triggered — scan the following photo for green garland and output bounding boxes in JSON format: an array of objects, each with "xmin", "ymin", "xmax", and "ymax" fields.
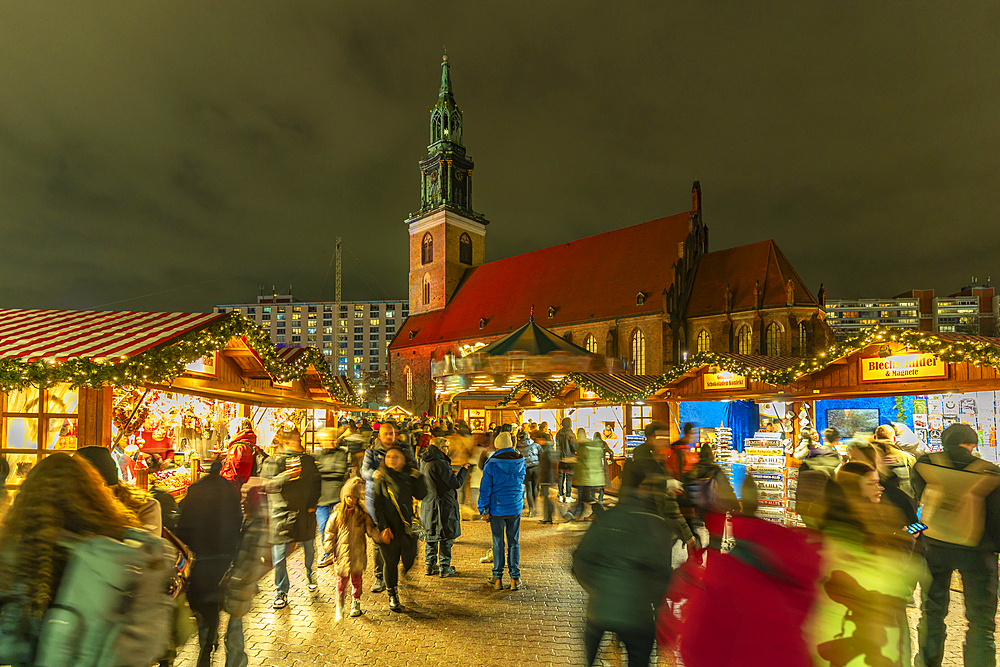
[
  {"xmin": 496, "ymin": 326, "xmax": 1000, "ymax": 406},
  {"xmin": 0, "ymin": 312, "xmax": 359, "ymax": 405}
]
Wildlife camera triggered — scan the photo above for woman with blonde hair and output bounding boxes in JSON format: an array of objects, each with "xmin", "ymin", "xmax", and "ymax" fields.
[
  {"xmin": 0, "ymin": 453, "xmax": 142, "ymax": 661},
  {"xmin": 873, "ymin": 424, "xmax": 916, "ymax": 497}
]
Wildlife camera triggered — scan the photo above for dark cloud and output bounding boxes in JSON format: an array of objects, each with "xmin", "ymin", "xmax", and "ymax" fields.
[{"xmin": 0, "ymin": 1, "xmax": 997, "ymax": 312}]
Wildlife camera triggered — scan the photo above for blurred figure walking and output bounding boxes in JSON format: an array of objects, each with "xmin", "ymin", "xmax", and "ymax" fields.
[
  {"xmin": 573, "ymin": 460, "xmax": 675, "ymax": 667},
  {"xmin": 566, "ymin": 428, "xmax": 605, "ymax": 521},
  {"xmin": 420, "ymin": 438, "xmax": 471, "ymax": 577},
  {"xmin": 535, "ymin": 430, "xmax": 557, "ymax": 524},
  {"xmin": 913, "ymin": 424, "xmax": 1000, "ymax": 667}
]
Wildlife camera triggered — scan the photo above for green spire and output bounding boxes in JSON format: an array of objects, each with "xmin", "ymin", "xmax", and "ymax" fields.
[{"xmin": 429, "ymin": 54, "xmax": 463, "ymax": 150}]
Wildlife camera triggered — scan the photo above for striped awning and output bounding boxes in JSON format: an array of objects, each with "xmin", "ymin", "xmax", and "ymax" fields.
[
  {"xmin": 0, "ymin": 308, "xmax": 224, "ymax": 361},
  {"xmin": 575, "ymin": 373, "xmax": 659, "ymax": 397},
  {"xmin": 714, "ymin": 353, "xmax": 801, "ymax": 372},
  {"xmin": 274, "ymin": 346, "xmax": 307, "ymax": 363}
]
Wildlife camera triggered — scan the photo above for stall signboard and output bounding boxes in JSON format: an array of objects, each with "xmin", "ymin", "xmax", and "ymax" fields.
[
  {"xmin": 184, "ymin": 352, "xmax": 218, "ymax": 378},
  {"xmin": 859, "ymin": 353, "xmax": 947, "ymax": 383},
  {"xmin": 703, "ymin": 370, "xmax": 748, "ymax": 392}
]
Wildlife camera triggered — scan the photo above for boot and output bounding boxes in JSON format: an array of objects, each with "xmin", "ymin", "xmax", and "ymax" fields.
[
  {"xmin": 425, "ymin": 563, "xmax": 439, "ymax": 576},
  {"xmin": 388, "ymin": 588, "xmax": 402, "ymax": 612},
  {"xmin": 371, "ymin": 577, "xmax": 386, "ymax": 593},
  {"xmin": 349, "ymin": 598, "xmax": 363, "ymax": 617},
  {"xmin": 334, "ymin": 596, "xmax": 343, "ymax": 623}
]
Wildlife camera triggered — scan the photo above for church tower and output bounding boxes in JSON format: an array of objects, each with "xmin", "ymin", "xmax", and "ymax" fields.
[{"xmin": 407, "ymin": 55, "xmax": 488, "ymax": 316}]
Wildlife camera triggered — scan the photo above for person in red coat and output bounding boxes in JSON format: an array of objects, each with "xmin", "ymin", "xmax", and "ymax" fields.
[
  {"xmin": 661, "ymin": 476, "xmax": 822, "ymax": 667},
  {"xmin": 221, "ymin": 418, "xmax": 257, "ymax": 488}
]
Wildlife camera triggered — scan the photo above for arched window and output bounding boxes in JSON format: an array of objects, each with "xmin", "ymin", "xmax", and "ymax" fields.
[
  {"xmin": 459, "ymin": 232, "xmax": 472, "ymax": 265},
  {"xmin": 422, "ymin": 275, "xmax": 431, "ymax": 306},
  {"xmin": 766, "ymin": 322, "xmax": 782, "ymax": 356},
  {"xmin": 584, "ymin": 334, "xmax": 598, "ymax": 353},
  {"xmin": 737, "ymin": 326, "xmax": 752, "ymax": 355},
  {"xmin": 696, "ymin": 329, "xmax": 711, "ymax": 353},
  {"xmin": 630, "ymin": 329, "xmax": 646, "ymax": 374},
  {"xmin": 404, "ymin": 366, "xmax": 413, "ymax": 401},
  {"xmin": 421, "ymin": 233, "xmax": 433, "ymax": 265},
  {"xmin": 798, "ymin": 322, "xmax": 808, "ymax": 356}
]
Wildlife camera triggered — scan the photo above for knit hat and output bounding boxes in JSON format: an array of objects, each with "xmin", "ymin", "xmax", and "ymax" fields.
[
  {"xmin": 76, "ymin": 446, "xmax": 119, "ymax": 486},
  {"xmin": 341, "ymin": 476, "xmax": 365, "ymax": 501},
  {"xmin": 494, "ymin": 432, "xmax": 513, "ymax": 450},
  {"xmin": 942, "ymin": 424, "xmax": 977, "ymax": 452}
]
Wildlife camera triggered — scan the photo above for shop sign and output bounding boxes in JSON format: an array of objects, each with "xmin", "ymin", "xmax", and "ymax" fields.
[
  {"xmin": 703, "ymin": 370, "xmax": 747, "ymax": 391},
  {"xmin": 184, "ymin": 352, "xmax": 217, "ymax": 378},
  {"xmin": 860, "ymin": 353, "xmax": 947, "ymax": 382}
]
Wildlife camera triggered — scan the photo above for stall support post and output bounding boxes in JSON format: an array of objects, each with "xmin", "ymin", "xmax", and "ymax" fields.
[
  {"xmin": 653, "ymin": 400, "xmax": 677, "ymax": 440},
  {"xmin": 78, "ymin": 387, "xmax": 113, "ymax": 449}
]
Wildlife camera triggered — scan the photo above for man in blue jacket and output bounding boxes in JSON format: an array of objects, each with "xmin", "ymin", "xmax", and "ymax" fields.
[{"xmin": 479, "ymin": 431, "xmax": 527, "ymax": 591}]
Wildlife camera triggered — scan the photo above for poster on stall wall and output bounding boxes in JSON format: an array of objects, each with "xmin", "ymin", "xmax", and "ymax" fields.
[
  {"xmin": 960, "ymin": 414, "xmax": 977, "ymax": 427},
  {"xmin": 928, "ymin": 414, "xmax": 944, "ymax": 430},
  {"xmin": 913, "ymin": 399, "xmax": 928, "ymax": 415},
  {"xmin": 913, "ymin": 414, "xmax": 928, "ymax": 429},
  {"xmin": 927, "ymin": 397, "xmax": 943, "ymax": 414},
  {"xmin": 928, "ymin": 429, "xmax": 942, "ymax": 447},
  {"xmin": 961, "ymin": 398, "xmax": 977, "ymax": 414},
  {"xmin": 941, "ymin": 394, "xmax": 961, "ymax": 418}
]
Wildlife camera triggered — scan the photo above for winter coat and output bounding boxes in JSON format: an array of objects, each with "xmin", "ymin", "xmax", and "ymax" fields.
[
  {"xmin": 223, "ymin": 488, "xmax": 271, "ymax": 618},
  {"xmin": 573, "ymin": 438, "xmax": 606, "ymax": 488},
  {"xmin": 808, "ymin": 524, "xmax": 925, "ymax": 667},
  {"xmin": 572, "ymin": 491, "xmax": 675, "ymax": 633},
  {"xmin": 537, "ymin": 441, "xmax": 556, "ymax": 484},
  {"xmin": 316, "ymin": 444, "xmax": 351, "ymax": 506},
  {"xmin": 149, "ymin": 483, "xmax": 179, "ymax": 534},
  {"xmin": 555, "ymin": 427, "xmax": 576, "ymax": 470},
  {"xmin": 673, "ymin": 516, "xmax": 822, "ymax": 667},
  {"xmin": 516, "ymin": 438, "xmax": 541, "ymax": 469},
  {"xmin": 419, "ymin": 445, "xmax": 469, "ymax": 542},
  {"xmin": 372, "ymin": 465, "xmax": 428, "ymax": 539},
  {"xmin": 479, "ymin": 448, "xmax": 526, "ymax": 517},
  {"xmin": 261, "ymin": 449, "xmax": 322, "ymax": 544},
  {"xmin": 361, "ymin": 441, "xmax": 416, "ymax": 517},
  {"xmin": 175, "ymin": 470, "xmax": 244, "ymax": 609},
  {"xmin": 221, "ymin": 429, "xmax": 257, "ymax": 486},
  {"xmin": 341, "ymin": 433, "xmax": 368, "ymax": 456},
  {"xmin": 323, "ymin": 482, "xmax": 381, "ymax": 577},
  {"xmin": 628, "ymin": 450, "xmax": 695, "ymax": 543}
]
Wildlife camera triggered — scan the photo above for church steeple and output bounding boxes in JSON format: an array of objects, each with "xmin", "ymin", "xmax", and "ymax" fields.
[
  {"xmin": 413, "ymin": 55, "xmax": 486, "ymax": 224},
  {"xmin": 407, "ymin": 55, "xmax": 489, "ymax": 316}
]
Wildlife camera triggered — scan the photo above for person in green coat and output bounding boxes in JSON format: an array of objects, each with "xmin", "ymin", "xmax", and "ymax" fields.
[
  {"xmin": 566, "ymin": 428, "xmax": 606, "ymax": 521},
  {"xmin": 572, "ymin": 459, "xmax": 676, "ymax": 667}
]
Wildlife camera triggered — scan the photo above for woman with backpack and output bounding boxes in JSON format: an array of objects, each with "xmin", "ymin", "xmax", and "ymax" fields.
[
  {"xmin": 371, "ymin": 446, "xmax": 428, "ymax": 612},
  {"xmin": 0, "ymin": 453, "xmax": 172, "ymax": 667}
]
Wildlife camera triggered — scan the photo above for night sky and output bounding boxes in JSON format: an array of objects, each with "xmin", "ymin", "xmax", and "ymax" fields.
[{"xmin": 2, "ymin": 2, "xmax": 997, "ymax": 312}]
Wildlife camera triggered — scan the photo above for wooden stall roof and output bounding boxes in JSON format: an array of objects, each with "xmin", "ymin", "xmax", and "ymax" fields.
[{"xmin": 496, "ymin": 373, "xmax": 661, "ymax": 408}]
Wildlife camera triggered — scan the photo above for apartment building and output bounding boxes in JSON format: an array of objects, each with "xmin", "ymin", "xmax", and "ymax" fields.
[{"xmin": 213, "ymin": 295, "xmax": 408, "ymax": 384}]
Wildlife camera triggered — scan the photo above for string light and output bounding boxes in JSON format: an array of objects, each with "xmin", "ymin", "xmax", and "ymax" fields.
[
  {"xmin": 0, "ymin": 312, "xmax": 359, "ymax": 405},
  {"xmin": 495, "ymin": 326, "xmax": 1000, "ymax": 406}
]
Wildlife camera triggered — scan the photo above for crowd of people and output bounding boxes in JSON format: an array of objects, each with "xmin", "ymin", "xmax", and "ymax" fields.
[{"xmin": 0, "ymin": 412, "xmax": 997, "ymax": 667}]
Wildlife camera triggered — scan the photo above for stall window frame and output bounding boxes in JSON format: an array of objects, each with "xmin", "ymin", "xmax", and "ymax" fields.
[{"xmin": 1, "ymin": 386, "xmax": 80, "ymax": 488}]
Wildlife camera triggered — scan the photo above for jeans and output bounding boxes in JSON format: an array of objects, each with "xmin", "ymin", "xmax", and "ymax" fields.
[
  {"xmin": 570, "ymin": 486, "xmax": 605, "ymax": 520},
  {"xmin": 272, "ymin": 540, "xmax": 315, "ymax": 595},
  {"xmin": 539, "ymin": 483, "xmax": 555, "ymax": 522},
  {"xmin": 524, "ymin": 467, "xmax": 538, "ymax": 515},
  {"xmin": 489, "ymin": 515, "xmax": 521, "ymax": 580},
  {"xmin": 316, "ymin": 502, "xmax": 338, "ymax": 541},
  {"xmin": 583, "ymin": 621, "xmax": 654, "ymax": 667},
  {"xmin": 425, "ymin": 539, "xmax": 454, "ymax": 568},
  {"xmin": 559, "ymin": 470, "xmax": 574, "ymax": 498},
  {"xmin": 917, "ymin": 543, "xmax": 998, "ymax": 667},
  {"xmin": 379, "ymin": 536, "xmax": 418, "ymax": 590},
  {"xmin": 194, "ymin": 604, "xmax": 246, "ymax": 667}
]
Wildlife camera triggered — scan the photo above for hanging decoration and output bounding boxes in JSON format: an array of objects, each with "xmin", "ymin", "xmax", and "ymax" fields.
[
  {"xmin": 0, "ymin": 312, "xmax": 359, "ymax": 405},
  {"xmin": 496, "ymin": 326, "xmax": 1000, "ymax": 406}
]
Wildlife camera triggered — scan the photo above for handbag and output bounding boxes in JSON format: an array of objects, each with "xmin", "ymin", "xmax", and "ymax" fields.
[{"xmin": 386, "ymin": 484, "xmax": 426, "ymax": 541}]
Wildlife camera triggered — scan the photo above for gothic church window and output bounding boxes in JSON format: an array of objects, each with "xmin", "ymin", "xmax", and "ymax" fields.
[
  {"xmin": 798, "ymin": 322, "xmax": 808, "ymax": 356},
  {"xmin": 584, "ymin": 334, "xmax": 598, "ymax": 353},
  {"xmin": 630, "ymin": 329, "xmax": 646, "ymax": 374},
  {"xmin": 737, "ymin": 326, "xmax": 752, "ymax": 355},
  {"xmin": 766, "ymin": 323, "xmax": 782, "ymax": 356},
  {"xmin": 404, "ymin": 366, "xmax": 413, "ymax": 401},
  {"xmin": 459, "ymin": 233, "xmax": 472, "ymax": 265},
  {"xmin": 421, "ymin": 233, "xmax": 433, "ymax": 265},
  {"xmin": 422, "ymin": 275, "xmax": 431, "ymax": 306},
  {"xmin": 696, "ymin": 329, "xmax": 711, "ymax": 354}
]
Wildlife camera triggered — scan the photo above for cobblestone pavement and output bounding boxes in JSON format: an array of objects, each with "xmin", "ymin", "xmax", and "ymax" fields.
[{"xmin": 175, "ymin": 513, "xmax": 999, "ymax": 667}]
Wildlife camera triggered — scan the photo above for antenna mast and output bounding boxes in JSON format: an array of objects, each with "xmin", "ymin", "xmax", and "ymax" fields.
[{"xmin": 336, "ymin": 237, "xmax": 342, "ymax": 304}]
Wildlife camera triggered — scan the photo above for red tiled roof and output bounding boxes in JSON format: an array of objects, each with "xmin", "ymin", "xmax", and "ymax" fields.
[
  {"xmin": 394, "ymin": 211, "xmax": 693, "ymax": 349},
  {"xmin": 685, "ymin": 240, "xmax": 817, "ymax": 318}
]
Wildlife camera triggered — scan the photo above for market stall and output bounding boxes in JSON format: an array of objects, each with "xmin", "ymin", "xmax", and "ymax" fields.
[{"xmin": 0, "ymin": 307, "xmax": 358, "ymax": 496}]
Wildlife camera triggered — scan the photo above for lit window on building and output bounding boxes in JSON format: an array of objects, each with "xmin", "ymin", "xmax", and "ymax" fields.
[
  {"xmin": 798, "ymin": 322, "xmax": 808, "ymax": 355},
  {"xmin": 737, "ymin": 326, "xmax": 752, "ymax": 355},
  {"xmin": 355, "ymin": 304, "xmax": 364, "ymax": 311},
  {"xmin": 405, "ymin": 366, "xmax": 413, "ymax": 400},
  {"xmin": 584, "ymin": 334, "xmax": 598, "ymax": 353},
  {"xmin": 696, "ymin": 330, "xmax": 710, "ymax": 353},
  {"xmin": 630, "ymin": 329, "xmax": 646, "ymax": 374},
  {"xmin": 766, "ymin": 323, "xmax": 781, "ymax": 356}
]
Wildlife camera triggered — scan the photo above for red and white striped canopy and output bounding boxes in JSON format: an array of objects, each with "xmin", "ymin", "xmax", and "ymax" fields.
[
  {"xmin": 274, "ymin": 346, "xmax": 307, "ymax": 363},
  {"xmin": 0, "ymin": 308, "xmax": 224, "ymax": 361}
]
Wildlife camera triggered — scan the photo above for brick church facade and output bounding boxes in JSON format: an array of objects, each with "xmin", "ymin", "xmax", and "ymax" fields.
[{"xmin": 389, "ymin": 57, "xmax": 833, "ymax": 415}]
